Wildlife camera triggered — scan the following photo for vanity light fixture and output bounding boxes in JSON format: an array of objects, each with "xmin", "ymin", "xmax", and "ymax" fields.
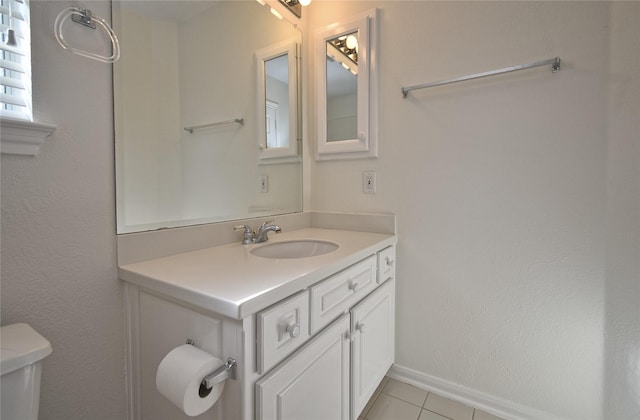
[
  {"xmin": 277, "ymin": 0, "xmax": 311, "ymax": 18},
  {"xmin": 328, "ymin": 35, "xmax": 358, "ymax": 65},
  {"xmin": 345, "ymin": 34, "xmax": 358, "ymax": 51},
  {"xmin": 255, "ymin": 0, "xmax": 311, "ymax": 19}
]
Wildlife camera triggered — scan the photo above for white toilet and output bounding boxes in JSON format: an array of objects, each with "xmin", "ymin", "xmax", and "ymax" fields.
[{"xmin": 1, "ymin": 323, "xmax": 52, "ymax": 420}]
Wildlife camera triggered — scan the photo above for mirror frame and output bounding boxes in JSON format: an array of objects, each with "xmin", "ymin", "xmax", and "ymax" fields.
[
  {"xmin": 315, "ymin": 9, "xmax": 378, "ymax": 160},
  {"xmin": 256, "ymin": 40, "xmax": 300, "ymax": 163}
]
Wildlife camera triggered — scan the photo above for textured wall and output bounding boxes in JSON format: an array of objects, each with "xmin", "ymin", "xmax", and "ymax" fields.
[
  {"xmin": 309, "ymin": 1, "xmax": 639, "ymax": 419},
  {"xmin": 1, "ymin": 1, "xmax": 127, "ymax": 419}
]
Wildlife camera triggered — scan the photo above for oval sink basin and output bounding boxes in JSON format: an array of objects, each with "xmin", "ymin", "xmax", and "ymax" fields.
[{"xmin": 251, "ymin": 240, "xmax": 339, "ymax": 259}]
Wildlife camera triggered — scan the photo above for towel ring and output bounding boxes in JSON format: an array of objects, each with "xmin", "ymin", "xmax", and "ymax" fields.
[{"xmin": 54, "ymin": 7, "xmax": 120, "ymax": 63}]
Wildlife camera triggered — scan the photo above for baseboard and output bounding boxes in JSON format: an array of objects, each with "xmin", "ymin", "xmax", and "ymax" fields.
[{"xmin": 388, "ymin": 364, "xmax": 565, "ymax": 420}]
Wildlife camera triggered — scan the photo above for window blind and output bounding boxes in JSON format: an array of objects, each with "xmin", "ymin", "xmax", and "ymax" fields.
[{"xmin": 1, "ymin": 0, "xmax": 31, "ymax": 121}]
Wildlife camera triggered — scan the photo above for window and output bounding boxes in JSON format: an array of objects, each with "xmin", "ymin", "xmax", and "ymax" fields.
[
  {"xmin": 1, "ymin": 0, "xmax": 54, "ymax": 156},
  {"xmin": 1, "ymin": 0, "xmax": 31, "ymax": 121}
]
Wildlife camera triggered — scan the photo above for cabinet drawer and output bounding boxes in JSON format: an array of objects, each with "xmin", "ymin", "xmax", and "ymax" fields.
[
  {"xmin": 377, "ymin": 246, "xmax": 396, "ymax": 284},
  {"xmin": 257, "ymin": 290, "xmax": 310, "ymax": 374},
  {"xmin": 310, "ymin": 255, "xmax": 377, "ymax": 334}
]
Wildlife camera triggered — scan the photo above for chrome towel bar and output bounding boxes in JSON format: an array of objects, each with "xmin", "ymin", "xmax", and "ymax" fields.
[
  {"xmin": 184, "ymin": 118, "xmax": 244, "ymax": 133},
  {"xmin": 401, "ymin": 56, "xmax": 561, "ymax": 98}
]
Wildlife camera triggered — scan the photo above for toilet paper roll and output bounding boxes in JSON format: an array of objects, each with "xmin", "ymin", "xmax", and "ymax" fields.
[{"xmin": 156, "ymin": 344, "xmax": 225, "ymax": 417}]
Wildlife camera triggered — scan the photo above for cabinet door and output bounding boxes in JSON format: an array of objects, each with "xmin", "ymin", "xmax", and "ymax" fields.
[
  {"xmin": 256, "ymin": 314, "xmax": 351, "ymax": 420},
  {"xmin": 350, "ymin": 279, "xmax": 395, "ymax": 419}
]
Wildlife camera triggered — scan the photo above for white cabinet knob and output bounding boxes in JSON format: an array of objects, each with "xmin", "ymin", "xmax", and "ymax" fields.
[
  {"xmin": 346, "ymin": 323, "xmax": 365, "ymax": 342},
  {"xmin": 385, "ymin": 256, "xmax": 394, "ymax": 266},
  {"xmin": 286, "ymin": 323, "xmax": 300, "ymax": 339},
  {"xmin": 348, "ymin": 281, "xmax": 359, "ymax": 292}
]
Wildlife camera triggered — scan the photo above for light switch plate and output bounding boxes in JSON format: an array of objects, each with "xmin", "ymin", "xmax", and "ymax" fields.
[{"xmin": 259, "ymin": 175, "xmax": 268, "ymax": 193}]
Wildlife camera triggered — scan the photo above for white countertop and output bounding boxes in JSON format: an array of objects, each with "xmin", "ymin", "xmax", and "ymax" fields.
[{"xmin": 118, "ymin": 228, "xmax": 397, "ymax": 319}]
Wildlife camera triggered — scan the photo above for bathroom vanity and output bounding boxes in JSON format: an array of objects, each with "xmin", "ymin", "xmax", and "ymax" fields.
[{"xmin": 119, "ymin": 227, "xmax": 396, "ymax": 420}]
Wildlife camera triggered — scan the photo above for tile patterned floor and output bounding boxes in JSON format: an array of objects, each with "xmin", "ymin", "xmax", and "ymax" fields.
[{"xmin": 359, "ymin": 377, "xmax": 506, "ymax": 420}]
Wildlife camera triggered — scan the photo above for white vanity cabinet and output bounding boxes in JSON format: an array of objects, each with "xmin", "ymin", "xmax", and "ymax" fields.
[
  {"xmin": 120, "ymin": 228, "xmax": 396, "ymax": 420},
  {"xmin": 255, "ymin": 279, "xmax": 395, "ymax": 420},
  {"xmin": 255, "ymin": 247, "xmax": 395, "ymax": 420}
]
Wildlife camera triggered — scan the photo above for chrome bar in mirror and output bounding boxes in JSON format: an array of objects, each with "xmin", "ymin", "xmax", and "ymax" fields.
[{"xmin": 184, "ymin": 118, "xmax": 244, "ymax": 134}]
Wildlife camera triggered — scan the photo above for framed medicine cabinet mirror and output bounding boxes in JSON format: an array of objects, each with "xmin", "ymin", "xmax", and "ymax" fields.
[
  {"xmin": 256, "ymin": 41, "xmax": 300, "ymax": 163},
  {"xmin": 315, "ymin": 9, "xmax": 378, "ymax": 160}
]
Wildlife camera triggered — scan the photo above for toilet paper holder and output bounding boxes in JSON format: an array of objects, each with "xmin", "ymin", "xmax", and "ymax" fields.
[
  {"xmin": 202, "ymin": 356, "xmax": 237, "ymax": 389},
  {"xmin": 186, "ymin": 339, "xmax": 237, "ymax": 393}
]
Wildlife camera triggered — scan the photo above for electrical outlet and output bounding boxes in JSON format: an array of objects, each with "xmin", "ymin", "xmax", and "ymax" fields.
[
  {"xmin": 363, "ymin": 171, "xmax": 376, "ymax": 194},
  {"xmin": 259, "ymin": 175, "xmax": 268, "ymax": 193}
]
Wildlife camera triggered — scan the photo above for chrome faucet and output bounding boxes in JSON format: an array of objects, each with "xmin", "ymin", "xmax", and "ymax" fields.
[
  {"xmin": 233, "ymin": 221, "xmax": 281, "ymax": 244},
  {"xmin": 254, "ymin": 221, "xmax": 282, "ymax": 243}
]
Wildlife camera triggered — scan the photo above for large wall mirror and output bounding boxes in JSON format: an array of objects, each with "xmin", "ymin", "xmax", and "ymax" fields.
[
  {"xmin": 315, "ymin": 9, "xmax": 377, "ymax": 160},
  {"xmin": 113, "ymin": 1, "xmax": 302, "ymax": 234}
]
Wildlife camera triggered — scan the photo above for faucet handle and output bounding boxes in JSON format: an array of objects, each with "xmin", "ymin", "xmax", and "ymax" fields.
[
  {"xmin": 234, "ymin": 224, "xmax": 252, "ymax": 233},
  {"xmin": 234, "ymin": 225, "xmax": 255, "ymax": 244},
  {"xmin": 259, "ymin": 220, "xmax": 275, "ymax": 229}
]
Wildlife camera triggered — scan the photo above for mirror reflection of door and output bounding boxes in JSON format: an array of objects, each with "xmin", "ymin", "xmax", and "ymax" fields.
[
  {"xmin": 325, "ymin": 31, "xmax": 358, "ymax": 142},
  {"xmin": 266, "ymin": 100, "xmax": 279, "ymax": 148},
  {"xmin": 264, "ymin": 54, "xmax": 289, "ymax": 149}
]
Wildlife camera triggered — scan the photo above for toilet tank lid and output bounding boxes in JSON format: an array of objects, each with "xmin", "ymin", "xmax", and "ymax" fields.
[{"xmin": 1, "ymin": 323, "xmax": 52, "ymax": 376}]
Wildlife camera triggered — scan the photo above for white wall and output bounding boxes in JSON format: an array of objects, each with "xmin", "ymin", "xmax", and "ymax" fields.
[
  {"xmin": 0, "ymin": 1, "xmax": 127, "ymax": 419},
  {"xmin": 309, "ymin": 1, "xmax": 639, "ymax": 419},
  {"xmin": 178, "ymin": 1, "xmax": 302, "ymax": 222},
  {"xmin": 327, "ymin": 93, "xmax": 357, "ymax": 141},
  {"xmin": 114, "ymin": 7, "xmax": 182, "ymax": 227}
]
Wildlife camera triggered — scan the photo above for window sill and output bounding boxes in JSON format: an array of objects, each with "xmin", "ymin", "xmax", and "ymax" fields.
[{"xmin": 1, "ymin": 117, "xmax": 57, "ymax": 156}]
